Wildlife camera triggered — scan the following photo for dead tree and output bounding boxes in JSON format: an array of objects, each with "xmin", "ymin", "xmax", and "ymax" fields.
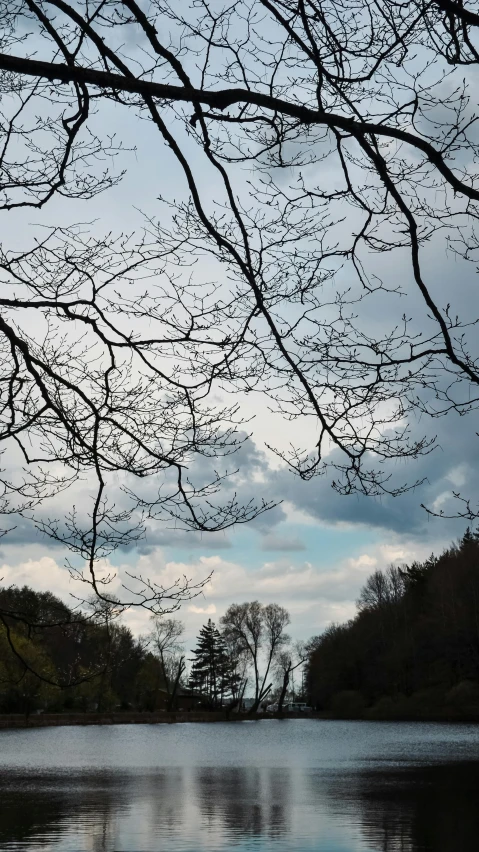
[{"xmin": 276, "ymin": 643, "xmax": 307, "ymax": 712}]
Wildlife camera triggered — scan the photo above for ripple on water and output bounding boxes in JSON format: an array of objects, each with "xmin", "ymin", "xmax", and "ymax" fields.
[{"xmin": 1, "ymin": 719, "xmax": 479, "ymax": 851}]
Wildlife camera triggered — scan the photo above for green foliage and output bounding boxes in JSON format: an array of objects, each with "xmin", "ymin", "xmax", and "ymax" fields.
[
  {"xmin": 0, "ymin": 588, "xmax": 286, "ymax": 715},
  {"xmin": 0, "ymin": 624, "xmax": 59, "ymax": 715},
  {"xmin": 307, "ymin": 532, "xmax": 479, "ymax": 718},
  {"xmin": 0, "ymin": 585, "xmax": 148, "ymax": 713}
]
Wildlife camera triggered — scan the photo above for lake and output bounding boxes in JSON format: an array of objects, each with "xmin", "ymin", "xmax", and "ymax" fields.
[{"xmin": 1, "ymin": 719, "xmax": 478, "ymax": 851}]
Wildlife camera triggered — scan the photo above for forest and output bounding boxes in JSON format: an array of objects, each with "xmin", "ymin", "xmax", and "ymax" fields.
[{"xmin": 307, "ymin": 530, "xmax": 479, "ymax": 719}]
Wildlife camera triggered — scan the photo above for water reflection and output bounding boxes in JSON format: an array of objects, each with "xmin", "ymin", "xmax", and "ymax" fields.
[
  {"xmin": 195, "ymin": 766, "xmax": 290, "ymax": 840},
  {"xmin": 0, "ymin": 770, "xmax": 127, "ymax": 851},
  {"xmin": 353, "ymin": 762, "xmax": 479, "ymax": 852},
  {"xmin": 1, "ymin": 724, "xmax": 479, "ymax": 851},
  {"xmin": 0, "ymin": 766, "xmax": 293, "ymax": 851}
]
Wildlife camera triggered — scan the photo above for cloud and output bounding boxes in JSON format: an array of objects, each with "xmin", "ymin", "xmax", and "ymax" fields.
[
  {"xmin": 0, "ymin": 516, "xmax": 444, "ymax": 647},
  {"xmin": 188, "ymin": 603, "xmax": 217, "ymax": 614},
  {"xmin": 260, "ymin": 534, "xmax": 306, "ymax": 552},
  {"xmin": 0, "ymin": 555, "xmax": 79, "ymax": 601},
  {"xmin": 266, "ymin": 407, "xmax": 479, "ymax": 542},
  {"xmin": 2, "ymin": 335, "xmax": 474, "ymax": 560},
  {"xmin": 138, "ymin": 526, "xmax": 233, "ymax": 553}
]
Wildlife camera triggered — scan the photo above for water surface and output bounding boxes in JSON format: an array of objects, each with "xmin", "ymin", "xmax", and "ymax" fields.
[{"xmin": 1, "ymin": 719, "xmax": 478, "ymax": 850}]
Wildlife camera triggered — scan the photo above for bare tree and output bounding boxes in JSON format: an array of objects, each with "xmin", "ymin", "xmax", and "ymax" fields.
[
  {"xmin": 148, "ymin": 616, "xmax": 184, "ymax": 710},
  {"xmin": 257, "ymin": 603, "xmax": 290, "ymax": 712},
  {"xmin": 275, "ymin": 641, "xmax": 307, "ymax": 712},
  {"xmin": 221, "ymin": 601, "xmax": 290, "ymax": 711},
  {"xmin": 357, "ymin": 566, "xmax": 405, "ymax": 612},
  {"xmin": 0, "ymin": 224, "xmax": 272, "ymax": 608},
  {"xmin": 221, "ymin": 602, "xmax": 264, "ymax": 708},
  {"xmin": 1, "ymin": 0, "xmax": 479, "ymax": 634}
]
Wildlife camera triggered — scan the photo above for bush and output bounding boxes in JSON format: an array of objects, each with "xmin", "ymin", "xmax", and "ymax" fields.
[
  {"xmin": 330, "ymin": 690, "xmax": 366, "ymax": 719},
  {"xmin": 445, "ymin": 680, "xmax": 479, "ymax": 711},
  {"xmin": 367, "ymin": 695, "xmax": 395, "ymax": 719}
]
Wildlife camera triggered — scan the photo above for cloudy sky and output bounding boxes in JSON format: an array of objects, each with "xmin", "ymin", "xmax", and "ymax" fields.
[
  {"xmin": 2, "ymin": 67, "xmax": 478, "ymax": 651},
  {"xmin": 1, "ymin": 408, "xmax": 474, "ymax": 645}
]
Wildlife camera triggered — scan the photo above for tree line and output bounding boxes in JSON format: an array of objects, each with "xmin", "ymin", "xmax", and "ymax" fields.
[
  {"xmin": 306, "ymin": 531, "xmax": 479, "ymax": 718},
  {"xmin": 0, "ymin": 588, "xmax": 305, "ymax": 716},
  {"xmin": 4, "ymin": 530, "xmax": 478, "ymax": 719}
]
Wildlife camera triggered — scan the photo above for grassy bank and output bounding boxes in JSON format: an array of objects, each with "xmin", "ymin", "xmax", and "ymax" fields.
[
  {"xmin": 0, "ymin": 710, "xmax": 324, "ymax": 728},
  {"xmin": 0, "ymin": 710, "xmax": 245, "ymax": 728},
  {"xmin": 2, "ymin": 708, "xmax": 479, "ymax": 729}
]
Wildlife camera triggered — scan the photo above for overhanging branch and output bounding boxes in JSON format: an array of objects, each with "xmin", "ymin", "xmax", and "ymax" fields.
[{"xmin": 1, "ymin": 51, "xmax": 478, "ymax": 202}]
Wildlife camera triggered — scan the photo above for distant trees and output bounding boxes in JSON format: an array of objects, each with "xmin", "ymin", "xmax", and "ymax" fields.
[
  {"xmin": 307, "ymin": 531, "xmax": 479, "ymax": 717},
  {"xmin": 188, "ymin": 604, "xmax": 294, "ymax": 711},
  {"xmin": 0, "ymin": 586, "xmax": 297, "ymax": 715},
  {"xmin": 0, "ymin": 624, "xmax": 57, "ymax": 718},
  {"xmin": 0, "ymin": 584, "xmax": 150, "ymax": 713},
  {"xmin": 9, "ymin": 552, "xmax": 479, "ymax": 720}
]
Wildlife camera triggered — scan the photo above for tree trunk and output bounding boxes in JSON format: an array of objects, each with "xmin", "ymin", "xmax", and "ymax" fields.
[
  {"xmin": 253, "ymin": 657, "xmax": 260, "ymax": 706},
  {"xmin": 278, "ymin": 664, "xmax": 291, "ymax": 712},
  {"xmin": 152, "ymin": 657, "xmax": 162, "ymax": 711},
  {"xmin": 167, "ymin": 656, "xmax": 185, "ymax": 712},
  {"xmin": 249, "ymin": 682, "xmax": 272, "ymax": 714},
  {"xmin": 160, "ymin": 650, "xmax": 170, "ymax": 696},
  {"xmin": 258, "ymin": 649, "xmax": 274, "ymax": 707},
  {"xmin": 230, "ymin": 677, "xmax": 248, "ymax": 713}
]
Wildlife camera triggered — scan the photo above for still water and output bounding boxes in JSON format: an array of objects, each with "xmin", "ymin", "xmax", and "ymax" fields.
[{"xmin": 1, "ymin": 719, "xmax": 478, "ymax": 851}]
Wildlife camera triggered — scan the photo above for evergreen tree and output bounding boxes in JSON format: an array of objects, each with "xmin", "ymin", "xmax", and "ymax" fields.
[{"xmin": 189, "ymin": 620, "xmax": 240, "ymax": 707}]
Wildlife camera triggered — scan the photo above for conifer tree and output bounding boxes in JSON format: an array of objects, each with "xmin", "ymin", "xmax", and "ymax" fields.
[{"xmin": 189, "ymin": 620, "xmax": 240, "ymax": 707}]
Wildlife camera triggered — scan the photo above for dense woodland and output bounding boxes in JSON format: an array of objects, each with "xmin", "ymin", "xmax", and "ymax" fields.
[
  {"xmin": 0, "ymin": 586, "xmax": 151, "ymax": 715},
  {"xmin": 307, "ymin": 531, "xmax": 479, "ymax": 718}
]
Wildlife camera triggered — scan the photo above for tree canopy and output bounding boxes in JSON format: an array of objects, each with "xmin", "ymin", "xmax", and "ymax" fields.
[
  {"xmin": 1, "ymin": 1, "xmax": 479, "ymax": 626},
  {"xmin": 189, "ymin": 618, "xmax": 241, "ymax": 707},
  {"xmin": 307, "ymin": 530, "xmax": 479, "ymax": 718}
]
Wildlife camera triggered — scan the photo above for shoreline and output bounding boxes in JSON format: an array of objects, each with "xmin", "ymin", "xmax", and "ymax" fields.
[
  {"xmin": 0, "ymin": 710, "xmax": 309, "ymax": 729},
  {"xmin": 1, "ymin": 709, "xmax": 479, "ymax": 729},
  {"xmin": 0, "ymin": 710, "xmax": 249, "ymax": 729}
]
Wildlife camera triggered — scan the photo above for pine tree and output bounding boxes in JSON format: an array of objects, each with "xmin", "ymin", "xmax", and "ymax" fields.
[
  {"xmin": 189, "ymin": 620, "xmax": 240, "ymax": 707},
  {"xmin": 189, "ymin": 620, "xmax": 218, "ymax": 706}
]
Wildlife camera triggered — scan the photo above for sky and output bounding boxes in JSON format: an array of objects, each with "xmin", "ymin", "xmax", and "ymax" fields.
[
  {"xmin": 0, "ymin": 405, "xmax": 474, "ymax": 646},
  {"xmin": 2, "ymin": 46, "xmax": 479, "ymax": 652}
]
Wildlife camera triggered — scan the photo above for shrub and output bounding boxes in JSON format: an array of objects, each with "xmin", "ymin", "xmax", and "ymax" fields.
[{"xmin": 330, "ymin": 690, "xmax": 366, "ymax": 719}]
